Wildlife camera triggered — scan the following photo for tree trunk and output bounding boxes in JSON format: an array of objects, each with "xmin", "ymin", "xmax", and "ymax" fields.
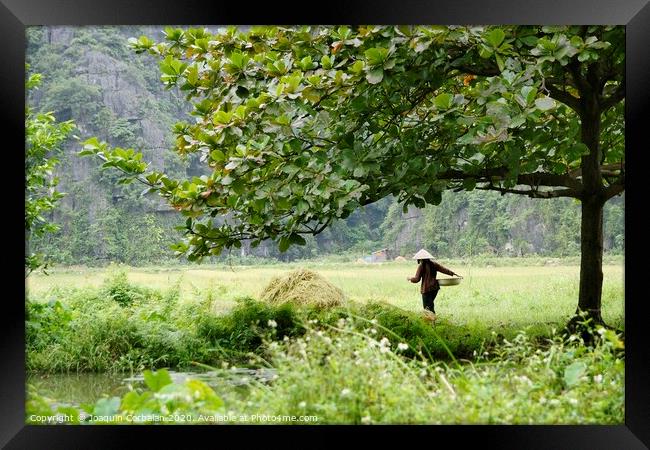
[
  {"xmin": 576, "ymin": 195, "xmax": 605, "ymax": 325},
  {"xmin": 572, "ymin": 88, "xmax": 608, "ymax": 328}
]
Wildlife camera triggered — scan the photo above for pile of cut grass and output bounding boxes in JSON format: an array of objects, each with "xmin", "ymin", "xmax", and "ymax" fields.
[{"xmin": 260, "ymin": 268, "xmax": 345, "ymax": 308}]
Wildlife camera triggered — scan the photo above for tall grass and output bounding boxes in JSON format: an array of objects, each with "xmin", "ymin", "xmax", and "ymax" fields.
[
  {"xmin": 27, "ymin": 322, "xmax": 624, "ymax": 425},
  {"xmin": 233, "ymin": 321, "xmax": 624, "ymax": 424}
]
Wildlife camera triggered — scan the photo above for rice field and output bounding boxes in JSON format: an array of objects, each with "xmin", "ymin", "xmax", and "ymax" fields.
[{"xmin": 27, "ymin": 259, "xmax": 624, "ymax": 329}]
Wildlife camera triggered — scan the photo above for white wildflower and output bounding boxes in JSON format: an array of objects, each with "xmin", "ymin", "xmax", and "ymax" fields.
[
  {"xmin": 267, "ymin": 319, "xmax": 277, "ymax": 328},
  {"xmin": 369, "ymin": 328, "xmax": 377, "ymax": 335},
  {"xmin": 380, "ymin": 346, "xmax": 390, "ymax": 354},
  {"xmin": 379, "ymin": 337, "xmax": 390, "ymax": 347},
  {"xmin": 569, "ymin": 398, "xmax": 578, "ymax": 405},
  {"xmin": 340, "ymin": 388, "xmax": 351, "ymax": 397},
  {"xmin": 593, "ymin": 374, "xmax": 603, "ymax": 383},
  {"xmin": 361, "ymin": 415, "xmax": 372, "ymax": 424},
  {"xmin": 539, "ymin": 397, "xmax": 547, "ymax": 404},
  {"xmin": 283, "ymin": 335, "xmax": 289, "ymax": 342},
  {"xmin": 398, "ymin": 343, "xmax": 409, "ymax": 351},
  {"xmin": 549, "ymin": 399, "xmax": 560, "ymax": 406},
  {"xmin": 298, "ymin": 401, "xmax": 307, "ymax": 408}
]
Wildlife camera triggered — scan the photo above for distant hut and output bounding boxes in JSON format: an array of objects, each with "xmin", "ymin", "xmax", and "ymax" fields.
[{"xmin": 371, "ymin": 248, "xmax": 389, "ymax": 263}]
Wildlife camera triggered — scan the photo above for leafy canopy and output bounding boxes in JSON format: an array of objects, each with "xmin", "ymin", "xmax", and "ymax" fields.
[
  {"xmin": 26, "ymin": 69, "xmax": 76, "ymax": 274},
  {"xmin": 81, "ymin": 26, "xmax": 624, "ymax": 261}
]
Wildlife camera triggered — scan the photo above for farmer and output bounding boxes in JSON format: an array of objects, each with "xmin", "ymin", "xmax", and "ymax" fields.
[{"xmin": 407, "ymin": 249, "xmax": 459, "ymax": 316}]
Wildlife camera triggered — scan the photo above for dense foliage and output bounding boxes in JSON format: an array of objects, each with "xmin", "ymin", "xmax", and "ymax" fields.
[
  {"xmin": 83, "ymin": 25, "xmax": 623, "ymax": 260},
  {"xmin": 26, "ymin": 266, "xmax": 567, "ymax": 372},
  {"xmin": 25, "ymin": 70, "xmax": 76, "ymax": 275},
  {"xmin": 27, "ymin": 321, "xmax": 624, "ymax": 424},
  {"xmin": 26, "ymin": 27, "xmax": 623, "ymax": 266}
]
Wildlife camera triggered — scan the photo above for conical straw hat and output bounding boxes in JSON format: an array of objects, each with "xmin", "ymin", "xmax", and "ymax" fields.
[{"xmin": 412, "ymin": 249, "xmax": 435, "ymax": 260}]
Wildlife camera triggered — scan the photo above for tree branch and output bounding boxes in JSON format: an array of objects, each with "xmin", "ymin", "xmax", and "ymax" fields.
[
  {"xmin": 476, "ymin": 185, "xmax": 579, "ymax": 199},
  {"xmin": 567, "ymin": 59, "xmax": 590, "ymax": 95},
  {"xmin": 450, "ymin": 64, "xmax": 500, "ymax": 78},
  {"xmin": 545, "ymin": 83, "xmax": 582, "ymax": 113},
  {"xmin": 437, "ymin": 167, "xmax": 582, "ymax": 190},
  {"xmin": 600, "ymin": 82, "xmax": 625, "ymax": 111},
  {"xmin": 603, "ymin": 173, "xmax": 625, "ymax": 201}
]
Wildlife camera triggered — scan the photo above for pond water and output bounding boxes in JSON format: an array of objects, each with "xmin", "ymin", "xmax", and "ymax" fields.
[{"xmin": 28, "ymin": 368, "xmax": 277, "ymax": 407}]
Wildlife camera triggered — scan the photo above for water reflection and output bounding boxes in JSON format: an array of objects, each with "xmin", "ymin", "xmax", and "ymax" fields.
[{"xmin": 28, "ymin": 367, "xmax": 277, "ymax": 407}]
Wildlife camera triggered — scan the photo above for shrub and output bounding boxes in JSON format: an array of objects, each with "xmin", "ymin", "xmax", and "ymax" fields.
[{"xmin": 99, "ymin": 265, "xmax": 150, "ymax": 306}]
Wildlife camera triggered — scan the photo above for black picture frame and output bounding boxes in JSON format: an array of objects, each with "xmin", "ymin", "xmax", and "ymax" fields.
[{"xmin": 3, "ymin": 0, "xmax": 648, "ymax": 448}]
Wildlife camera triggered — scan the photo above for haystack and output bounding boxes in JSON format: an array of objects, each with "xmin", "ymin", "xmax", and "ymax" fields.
[
  {"xmin": 260, "ymin": 268, "xmax": 345, "ymax": 308},
  {"xmin": 394, "ymin": 256, "xmax": 407, "ymax": 262}
]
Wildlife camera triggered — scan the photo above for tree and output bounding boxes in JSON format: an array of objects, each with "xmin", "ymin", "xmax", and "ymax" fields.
[
  {"xmin": 25, "ymin": 70, "xmax": 76, "ymax": 276},
  {"xmin": 80, "ymin": 26, "xmax": 624, "ymax": 326}
]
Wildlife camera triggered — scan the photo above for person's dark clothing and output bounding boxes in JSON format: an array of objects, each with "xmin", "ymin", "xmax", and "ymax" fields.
[
  {"xmin": 422, "ymin": 290, "xmax": 439, "ymax": 313},
  {"xmin": 409, "ymin": 260, "xmax": 455, "ymax": 294}
]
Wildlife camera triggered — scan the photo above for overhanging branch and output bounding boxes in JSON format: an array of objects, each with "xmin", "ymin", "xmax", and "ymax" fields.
[
  {"xmin": 437, "ymin": 167, "xmax": 582, "ymax": 191},
  {"xmin": 475, "ymin": 185, "xmax": 579, "ymax": 199},
  {"xmin": 546, "ymin": 83, "xmax": 582, "ymax": 113}
]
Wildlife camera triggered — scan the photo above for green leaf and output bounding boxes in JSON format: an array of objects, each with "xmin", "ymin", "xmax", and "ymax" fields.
[
  {"xmin": 479, "ymin": 46, "xmax": 493, "ymax": 59},
  {"xmin": 434, "ymin": 93, "xmax": 454, "ymax": 110},
  {"xmin": 278, "ymin": 236, "xmax": 291, "ymax": 252},
  {"xmin": 143, "ymin": 369, "xmax": 173, "ymax": 392},
  {"xmin": 563, "ymin": 361, "xmax": 587, "ymax": 387},
  {"xmin": 484, "ymin": 28, "xmax": 506, "ymax": 48},
  {"xmin": 289, "ymin": 233, "xmax": 307, "ymax": 246},
  {"xmin": 349, "ymin": 60, "xmax": 365, "ymax": 75},
  {"xmin": 534, "ymin": 97, "xmax": 556, "ymax": 111},
  {"xmin": 93, "ymin": 397, "xmax": 121, "ymax": 417},
  {"xmin": 364, "ymin": 47, "xmax": 388, "ymax": 66},
  {"xmin": 321, "ymin": 55, "xmax": 333, "ymax": 69},
  {"xmin": 495, "ymin": 54, "xmax": 505, "ymax": 72},
  {"xmin": 210, "ymin": 150, "xmax": 225, "ymax": 161},
  {"xmin": 366, "ymin": 68, "xmax": 384, "ymax": 84},
  {"xmin": 518, "ymin": 35, "xmax": 538, "ymax": 46},
  {"xmin": 521, "ymin": 86, "xmax": 537, "ymax": 105}
]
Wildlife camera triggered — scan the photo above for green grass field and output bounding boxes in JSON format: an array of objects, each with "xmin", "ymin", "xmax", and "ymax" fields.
[
  {"xmin": 26, "ymin": 258, "xmax": 625, "ymax": 424},
  {"xmin": 27, "ymin": 259, "xmax": 624, "ymax": 330}
]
